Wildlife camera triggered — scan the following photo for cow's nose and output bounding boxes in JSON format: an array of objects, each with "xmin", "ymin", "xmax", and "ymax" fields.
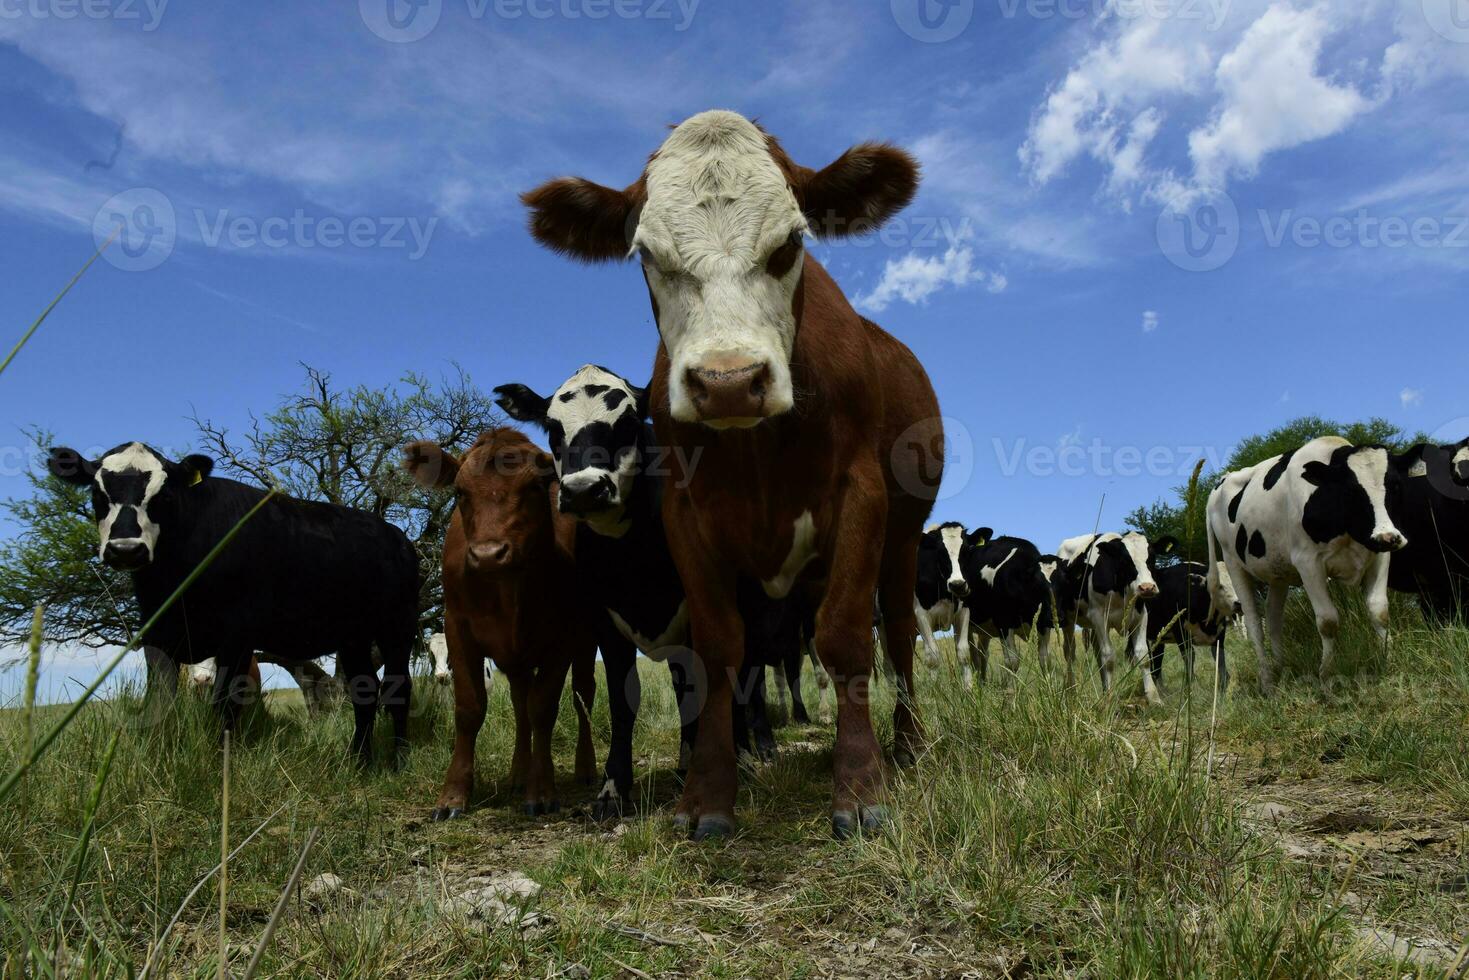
[
  {"xmin": 1136, "ymin": 582, "xmax": 1159, "ymax": 599},
  {"xmin": 465, "ymin": 540, "xmax": 511, "ymax": 570},
  {"xmin": 559, "ymin": 476, "xmax": 615, "ymax": 516},
  {"xmin": 949, "ymin": 579, "xmax": 970, "ymax": 599},
  {"xmin": 684, "ymin": 358, "xmax": 772, "ymax": 425},
  {"xmin": 103, "ymin": 540, "xmax": 149, "ymax": 570},
  {"xmin": 1232, "ymin": 601, "xmax": 1244, "ymax": 617},
  {"xmin": 434, "ymin": 671, "xmax": 451, "ymax": 685},
  {"xmin": 1372, "ymin": 530, "xmax": 1407, "ymax": 552}
]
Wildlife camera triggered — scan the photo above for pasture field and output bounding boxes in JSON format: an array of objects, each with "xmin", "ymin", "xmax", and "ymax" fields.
[{"xmin": 2, "ymin": 598, "xmax": 1467, "ymax": 978}]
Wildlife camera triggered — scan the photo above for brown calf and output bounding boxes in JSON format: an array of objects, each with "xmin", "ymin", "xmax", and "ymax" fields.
[
  {"xmin": 403, "ymin": 428, "xmax": 597, "ymax": 819},
  {"xmin": 523, "ymin": 110, "xmax": 943, "ymax": 839}
]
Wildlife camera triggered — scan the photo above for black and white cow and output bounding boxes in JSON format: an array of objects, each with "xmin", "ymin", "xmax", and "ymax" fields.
[
  {"xmin": 48, "ymin": 442, "xmax": 419, "ymax": 763},
  {"xmin": 958, "ymin": 533, "xmax": 1054, "ymax": 685},
  {"xmin": 1056, "ymin": 531, "xmax": 1179, "ymax": 703},
  {"xmin": 910, "ymin": 522, "xmax": 978, "ymax": 670},
  {"xmin": 427, "ymin": 631, "xmax": 494, "ymax": 690},
  {"xmin": 1140, "ymin": 561, "xmax": 1241, "ymax": 693},
  {"xmin": 1206, "ymin": 436, "xmax": 1408, "ymax": 694},
  {"xmin": 186, "ymin": 654, "xmax": 338, "ymax": 715},
  {"xmin": 1386, "ymin": 438, "xmax": 1469, "ymax": 624},
  {"xmin": 495, "ymin": 366, "xmax": 807, "ymax": 818}
]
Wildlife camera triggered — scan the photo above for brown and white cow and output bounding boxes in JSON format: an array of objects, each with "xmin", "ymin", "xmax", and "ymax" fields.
[
  {"xmin": 523, "ymin": 110, "xmax": 942, "ymax": 839},
  {"xmin": 403, "ymin": 428, "xmax": 598, "ymax": 819}
]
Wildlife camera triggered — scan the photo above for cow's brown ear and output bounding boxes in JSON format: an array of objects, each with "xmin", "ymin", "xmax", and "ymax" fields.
[
  {"xmin": 402, "ymin": 440, "xmax": 460, "ymax": 489},
  {"xmin": 521, "ymin": 177, "xmax": 639, "ymax": 262},
  {"xmin": 797, "ymin": 142, "xmax": 920, "ymax": 239}
]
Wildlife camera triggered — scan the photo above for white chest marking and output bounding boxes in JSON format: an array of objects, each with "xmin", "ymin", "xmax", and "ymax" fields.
[
  {"xmin": 608, "ymin": 602, "xmax": 689, "ymax": 660},
  {"xmin": 981, "ymin": 548, "xmax": 1018, "ymax": 587},
  {"xmin": 763, "ymin": 511, "xmax": 818, "ymax": 598}
]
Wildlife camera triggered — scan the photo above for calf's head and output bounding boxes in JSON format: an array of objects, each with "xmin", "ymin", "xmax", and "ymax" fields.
[
  {"xmin": 1302, "ymin": 445, "xmax": 1407, "ymax": 552},
  {"xmin": 48, "ymin": 442, "xmax": 214, "ymax": 571},
  {"xmin": 494, "ymin": 366, "xmax": 648, "ymax": 528},
  {"xmin": 1092, "ymin": 532, "xmax": 1178, "ymax": 600},
  {"xmin": 403, "ymin": 428, "xmax": 555, "ymax": 574},
  {"xmin": 920, "ymin": 522, "xmax": 980, "ymax": 600},
  {"xmin": 521, "ymin": 110, "xmax": 919, "ymax": 428}
]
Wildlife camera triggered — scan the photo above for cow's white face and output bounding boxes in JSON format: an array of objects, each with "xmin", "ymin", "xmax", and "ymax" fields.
[
  {"xmin": 1346, "ymin": 447, "xmax": 1405, "ymax": 548},
  {"xmin": 634, "ymin": 112, "xmax": 805, "ymax": 428},
  {"xmin": 494, "ymin": 366, "xmax": 647, "ymax": 535},
  {"xmin": 1118, "ymin": 532, "xmax": 1159, "ymax": 598},
  {"xmin": 188, "ymin": 657, "xmax": 217, "ymax": 691},
  {"xmin": 428, "ymin": 634, "xmax": 451, "ymax": 683},
  {"xmin": 1453, "ymin": 442, "xmax": 1469, "ymax": 485},
  {"xmin": 937, "ymin": 523, "xmax": 969, "ymax": 598},
  {"xmin": 93, "ymin": 443, "xmax": 167, "ymax": 568},
  {"xmin": 48, "ymin": 441, "xmax": 214, "ymax": 571}
]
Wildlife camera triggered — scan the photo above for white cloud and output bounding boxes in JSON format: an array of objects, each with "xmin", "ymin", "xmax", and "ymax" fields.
[
  {"xmin": 1189, "ymin": 5, "xmax": 1375, "ymax": 189},
  {"xmin": 1019, "ymin": 1, "xmax": 1415, "ymax": 205},
  {"xmin": 1142, "ymin": 310, "xmax": 1160, "ymax": 332},
  {"xmin": 1400, "ymin": 386, "xmax": 1424, "ymax": 407},
  {"xmin": 856, "ymin": 241, "xmax": 1007, "ymax": 312}
]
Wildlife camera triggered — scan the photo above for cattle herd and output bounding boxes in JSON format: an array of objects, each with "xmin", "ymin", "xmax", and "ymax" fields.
[{"xmin": 41, "ymin": 112, "xmax": 1469, "ymax": 841}]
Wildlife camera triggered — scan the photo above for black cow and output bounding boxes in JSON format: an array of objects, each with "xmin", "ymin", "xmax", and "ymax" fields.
[
  {"xmin": 495, "ymin": 367, "xmax": 807, "ymax": 819},
  {"xmin": 1387, "ymin": 438, "xmax": 1469, "ymax": 624},
  {"xmin": 48, "ymin": 442, "xmax": 418, "ymax": 763},
  {"xmin": 958, "ymin": 533, "xmax": 1054, "ymax": 684},
  {"xmin": 1141, "ymin": 561, "xmax": 1241, "ymax": 693}
]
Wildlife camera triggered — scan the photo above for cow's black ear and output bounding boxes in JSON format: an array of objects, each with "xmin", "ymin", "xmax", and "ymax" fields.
[
  {"xmin": 179, "ymin": 454, "xmax": 214, "ymax": 486},
  {"xmin": 47, "ymin": 447, "xmax": 97, "ymax": 486},
  {"xmin": 630, "ymin": 381, "xmax": 652, "ymax": 421},
  {"xmin": 1150, "ymin": 535, "xmax": 1180, "ymax": 558},
  {"xmin": 493, "ymin": 384, "xmax": 551, "ymax": 427},
  {"xmin": 966, "ymin": 526, "xmax": 993, "ymax": 547},
  {"xmin": 1300, "ymin": 460, "xmax": 1339, "ymax": 487}
]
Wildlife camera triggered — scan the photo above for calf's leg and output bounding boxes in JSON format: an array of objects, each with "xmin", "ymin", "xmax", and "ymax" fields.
[
  {"xmin": 594, "ymin": 628, "xmax": 639, "ymax": 821},
  {"xmin": 433, "ymin": 632, "xmax": 488, "ymax": 821}
]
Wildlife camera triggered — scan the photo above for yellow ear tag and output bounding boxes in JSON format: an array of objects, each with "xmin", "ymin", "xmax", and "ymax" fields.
[{"xmin": 190, "ymin": 469, "xmax": 203, "ymax": 486}]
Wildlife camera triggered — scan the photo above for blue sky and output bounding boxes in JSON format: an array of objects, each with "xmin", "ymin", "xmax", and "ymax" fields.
[{"xmin": 1, "ymin": 0, "xmax": 1467, "ymax": 579}]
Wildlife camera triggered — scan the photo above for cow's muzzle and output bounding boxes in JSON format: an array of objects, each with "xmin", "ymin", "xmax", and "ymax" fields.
[
  {"xmin": 559, "ymin": 475, "xmax": 617, "ymax": 516},
  {"xmin": 684, "ymin": 358, "xmax": 772, "ymax": 428},
  {"xmin": 103, "ymin": 539, "xmax": 150, "ymax": 571},
  {"xmin": 948, "ymin": 579, "xmax": 970, "ymax": 600},
  {"xmin": 1135, "ymin": 582, "xmax": 1159, "ymax": 599},
  {"xmin": 1368, "ymin": 530, "xmax": 1407, "ymax": 553},
  {"xmin": 465, "ymin": 540, "xmax": 513, "ymax": 571}
]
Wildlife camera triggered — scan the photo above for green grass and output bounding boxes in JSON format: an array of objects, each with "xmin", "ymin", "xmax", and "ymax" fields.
[{"xmin": 2, "ymin": 606, "xmax": 1467, "ymax": 978}]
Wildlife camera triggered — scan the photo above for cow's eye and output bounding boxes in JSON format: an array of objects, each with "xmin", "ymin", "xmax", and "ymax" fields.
[{"xmin": 765, "ymin": 231, "xmax": 803, "ymax": 277}]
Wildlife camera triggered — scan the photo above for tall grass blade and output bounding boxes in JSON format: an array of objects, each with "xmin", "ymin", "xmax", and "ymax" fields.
[
  {"xmin": 218, "ymin": 729, "xmax": 230, "ymax": 980},
  {"xmin": 0, "ymin": 227, "xmax": 119, "ymax": 379},
  {"xmin": 60, "ymin": 730, "xmax": 122, "ymax": 923},
  {"xmin": 0, "ymin": 489, "xmax": 279, "ymax": 806},
  {"xmin": 239, "ymin": 827, "xmax": 320, "ymax": 980}
]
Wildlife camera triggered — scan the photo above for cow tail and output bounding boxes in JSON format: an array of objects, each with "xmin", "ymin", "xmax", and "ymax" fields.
[{"xmin": 1205, "ymin": 502, "xmax": 1223, "ymax": 601}]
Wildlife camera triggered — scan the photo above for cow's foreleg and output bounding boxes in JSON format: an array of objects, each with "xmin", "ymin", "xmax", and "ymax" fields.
[
  {"xmin": 1265, "ymin": 582, "xmax": 1289, "ymax": 689},
  {"xmin": 432, "ymin": 629, "xmax": 487, "ymax": 821},
  {"xmin": 913, "ymin": 600, "xmax": 942, "ymax": 673},
  {"xmin": 377, "ymin": 630, "xmax": 415, "ymax": 765},
  {"xmin": 142, "ymin": 646, "xmax": 178, "ymax": 726},
  {"xmin": 1297, "ymin": 564, "xmax": 1341, "ymax": 689},
  {"xmin": 786, "ymin": 649, "xmax": 810, "ymax": 725},
  {"xmin": 1087, "ymin": 610, "xmax": 1114, "ymax": 693},
  {"xmin": 1000, "ymin": 629, "xmax": 1022, "ymax": 677},
  {"xmin": 1362, "ymin": 552, "xmax": 1392, "ymax": 648},
  {"xmin": 667, "ymin": 649, "xmax": 701, "ymax": 774},
  {"xmin": 1060, "ymin": 612, "xmax": 1078, "ymax": 688},
  {"xmin": 967, "ymin": 633, "xmax": 989, "ymax": 687},
  {"xmin": 209, "ymin": 651, "xmax": 253, "ymax": 739},
  {"xmin": 524, "ymin": 660, "xmax": 570, "ymax": 816},
  {"xmin": 878, "ymin": 518, "xmax": 922, "ymax": 778},
  {"xmin": 570, "ymin": 645, "xmax": 597, "ymax": 788},
  {"xmin": 341, "ymin": 644, "xmax": 381, "ymax": 767},
  {"xmin": 1231, "ymin": 564, "xmax": 1272, "ymax": 695},
  {"xmin": 594, "ymin": 627, "xmax": 638, "ymax": 821},
  {"xmin": 507, "ymin": 670, "xmax": 531, "ymax": 791}
]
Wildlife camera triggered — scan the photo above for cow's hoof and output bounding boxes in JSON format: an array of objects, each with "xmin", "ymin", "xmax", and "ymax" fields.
[
  {"xmin": 671, "ymin": 812, "xmax": 692, "ymax": 832},
  {"xmin": 591, "ymin": 794, "xmax": 629, "ymax": 823},
  {"xmin": 431, "ymin": 807, "xmax": 465, "ymax": 822},
  {"xmin": 860, "ymin": 805, "xmax": 890, "ymax": 833},
  {"xmin": 832, "ymin": 810, "xmax": 858, "ymax": 841},
  {"xmin": 892, "ymin": 746, "xmax": 917, "ymax": 769},
  {"xmin": 693, "ymin": 814, "xmax": 734, "ymax": 841}
]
